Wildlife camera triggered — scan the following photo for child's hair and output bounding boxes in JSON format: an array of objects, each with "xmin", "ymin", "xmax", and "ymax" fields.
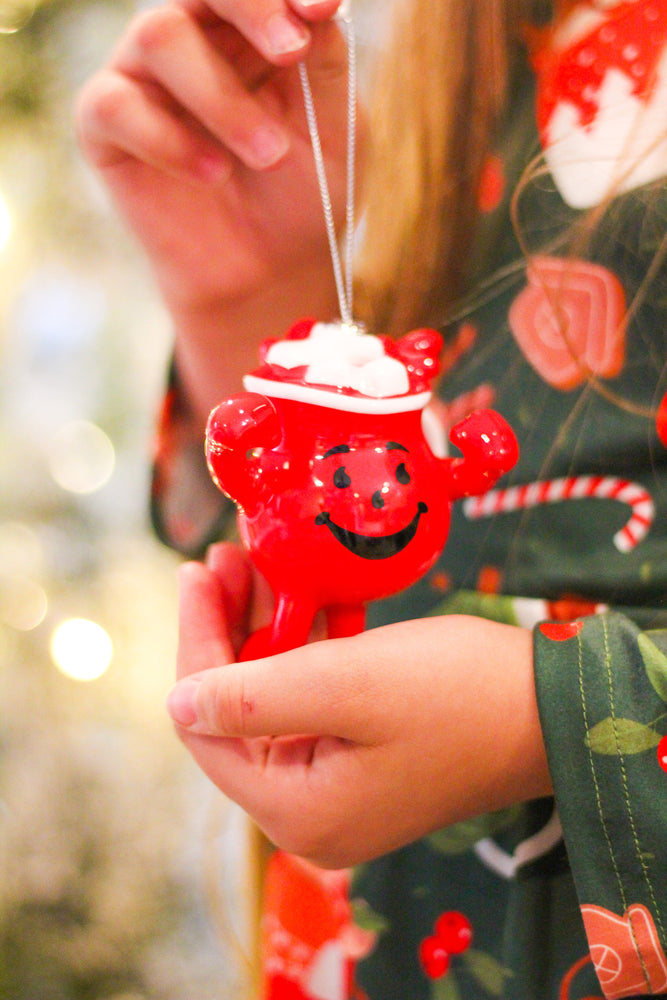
[
  {"xmin": 355, "ymin": 0, "xmax": 539, "ymax": 336},
  {"xmin": 356, "ymin": 0, "xmax": 667, "ymax": 427}
]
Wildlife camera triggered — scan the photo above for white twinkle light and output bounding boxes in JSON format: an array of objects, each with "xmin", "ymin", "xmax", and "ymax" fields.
[
  {"xmin": 48, "ymin": 421, "xmax": 115, "ymax": 495},
  {"xmin": 50, "ymin": 618, "xmax": 113, "ymax": 682}
]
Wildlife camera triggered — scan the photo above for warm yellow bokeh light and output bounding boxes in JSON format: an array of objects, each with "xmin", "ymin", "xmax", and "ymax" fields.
[
  {"xmin": 48, "ymin": 421, "xmax": 116, "ymax": 495},
  {"xmin": 0, "ymin": 192, "xmax": 10, "ymax": 251},
  {"xmin": 0, "ymin": 521, "xmax": 44, "ymax": 577},
  {"xmin": 0, "ymin": 0, "xmax": 35, "ymax": 33},
  {"xmin": 50, "ymin": 618, "xmax": 113, "ymax": 682},
  {"xmin": 0, "ymin": 576, "xmax": 48, "ymax": 631}
]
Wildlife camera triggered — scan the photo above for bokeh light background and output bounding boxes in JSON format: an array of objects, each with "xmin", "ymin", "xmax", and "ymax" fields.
[
  {"xmin": 0, "ymin": 1, "xmax": 253, "ymax": 996},
  {"xmin": 0, "ymin": 1, "xmax": 387, "ymax": 997}
]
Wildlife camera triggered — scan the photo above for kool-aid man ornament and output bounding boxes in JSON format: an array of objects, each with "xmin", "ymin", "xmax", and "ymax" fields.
[
  {"xmin": 205, "ymin": 10, "xmax": 517, "ymax": 661},
  {"xmin": 205, "ymin": 319, "xmax": 519, "ymax": 659}
]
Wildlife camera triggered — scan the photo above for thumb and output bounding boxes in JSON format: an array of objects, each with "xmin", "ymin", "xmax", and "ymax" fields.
[{"xmin": 166, "ymin": 632, "xmax": 380, "ymax": 742}]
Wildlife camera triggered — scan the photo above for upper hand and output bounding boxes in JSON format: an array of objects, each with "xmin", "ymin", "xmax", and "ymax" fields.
[
  {"xmin": 167, "ymin": 543, "xmax": 552, "ymax": 869},
  {"xmin": 75, "ymin": 0, "xmax": 356, "ymax": 316}
]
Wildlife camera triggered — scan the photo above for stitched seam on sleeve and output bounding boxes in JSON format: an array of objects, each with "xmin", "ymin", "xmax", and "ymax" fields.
[
  {"xmin": 579, "ymin": 622, "xmax": 625, "ymax": 903},
  {"xmin": 602, "ymin": 617, "xmax": 652, "ymax": 991}
]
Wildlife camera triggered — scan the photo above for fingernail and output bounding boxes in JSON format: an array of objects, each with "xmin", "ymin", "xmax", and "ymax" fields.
[
  {"xmin": 265, "ymin": 13, "xmax": 309, "ymax": 55},
  {"xmin": 166, "ymin": 677, "xmax": 201, "ymax": 727},
  {"xmin": 250, "ymin": 126, "xmax": 289, "ymax": 168}
]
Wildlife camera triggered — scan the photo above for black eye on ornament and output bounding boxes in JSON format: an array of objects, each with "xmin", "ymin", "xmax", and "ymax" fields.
[
  {"xmin": 334, "ymin": 466, "xmax": 352, "ymax": 489},
  {"xmin": 395, "ymin": 462, "xmax": 411, "ymax": 485}
]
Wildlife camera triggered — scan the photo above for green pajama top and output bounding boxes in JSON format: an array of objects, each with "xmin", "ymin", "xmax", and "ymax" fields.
[
  {"xmin": 151, "ymin": 12, "xmax": 667, "ymax": 999},
  {"xmin": 354, "ymin": 29, "xmax": 667, "ymax": 1000}
]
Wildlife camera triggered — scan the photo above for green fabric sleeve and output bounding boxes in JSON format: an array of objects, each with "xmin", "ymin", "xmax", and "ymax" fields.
[
  {"xmin": 534, "ymin": 611, "xmax": 667, "ymax": 998},
  {"xmin": 150, "ymin": 361, "xmax": 236, "ymax": 559}
]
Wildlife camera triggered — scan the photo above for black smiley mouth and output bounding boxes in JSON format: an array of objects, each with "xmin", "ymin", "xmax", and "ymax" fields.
[{"xmin": 315, "ymin": 502, "xmax": 428, "ymax": 560}]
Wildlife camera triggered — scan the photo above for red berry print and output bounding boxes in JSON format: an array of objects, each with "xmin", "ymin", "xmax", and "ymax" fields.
[
  {"xmin": 547, "ymin": 597, "xmax": 598, "ymax": 622},
  {"xmin": 539, "ymin": 620, "xmax": 583, "ymax": 641},
  {"xmin": 657, "ymin": 392, "xmax": 667, "ymax": 448},
  {"xmin": 435, "ymin": 911, "xmax": 473, "ymax": 955},
  {"xmin": 658, "ymin": 735, "xmax": 667, "ymax": 774},
  {"xmin": 419, "ymin": 936, "xmax": 451, "ymax": 979},
  {"xmin": 430, "ymin": 570, "xmax": 451, "ymax": 594},
  {"xmin": 478, "ymin": 154, "xmax": 505, "ymax": 213},
  {"xmin": 477, "ymin": 565, "xmax": 502, "ymax": 595},
  {"xmin": 419, "ymin": 910, "xmax": 474, "ymax": 981}
]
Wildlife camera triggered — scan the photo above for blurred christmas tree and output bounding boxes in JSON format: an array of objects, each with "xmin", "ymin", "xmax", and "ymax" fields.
[{"xmin": 0, "ymin": 3, "xmax": 253, "ymax": 998}]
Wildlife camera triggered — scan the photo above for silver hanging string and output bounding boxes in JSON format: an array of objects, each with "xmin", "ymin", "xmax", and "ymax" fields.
[{"xmin": 298, "ymin": 8, "xmax": 357, "ymax": 327}]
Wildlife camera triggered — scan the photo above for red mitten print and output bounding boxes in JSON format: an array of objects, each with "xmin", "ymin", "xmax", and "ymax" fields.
[{"xmin": 580, "ymin": 903, "xmax": 667, "ymax": 999}]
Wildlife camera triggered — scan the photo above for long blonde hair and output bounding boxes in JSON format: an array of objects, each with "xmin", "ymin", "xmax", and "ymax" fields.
[{"xmin": 355, "ymin": 0, "xmax": 540, "ymax": 335}]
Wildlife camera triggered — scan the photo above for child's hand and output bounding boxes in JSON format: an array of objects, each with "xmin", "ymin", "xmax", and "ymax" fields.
[
  {"xmin": 75, "ymin": 0, "xmax": 355, "ymax": 318},
  {"xmin": 168, "ymin": 543, "xmax": 552, "ymax": 869}
]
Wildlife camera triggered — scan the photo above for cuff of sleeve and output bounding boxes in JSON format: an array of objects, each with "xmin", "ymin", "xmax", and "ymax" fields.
[
  {"xmin": 533, "ymin": 612, "xmax": 667, "ymax": 999},
  {"xmin": 150, "ymin": 367, "xmax": 236, "ymax": 558}
]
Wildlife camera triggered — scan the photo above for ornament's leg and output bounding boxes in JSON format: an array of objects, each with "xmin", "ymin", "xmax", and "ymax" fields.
[
  {"xmin": 240, "ymin": 592, "xmax": 316, "ymax": 661},
  {"xmin": 326, "ymin": 604, "xmax": 366, "ymax": 639}
]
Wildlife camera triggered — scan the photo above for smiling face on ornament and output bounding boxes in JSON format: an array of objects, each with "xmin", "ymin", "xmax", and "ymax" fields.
[
  {"xmin": 241, "ymin": 405, "xmax": 451, "ymax": 605},
  {"xmin": 314, "ymin": 439, "xmax": 428, "ymax": 559}
]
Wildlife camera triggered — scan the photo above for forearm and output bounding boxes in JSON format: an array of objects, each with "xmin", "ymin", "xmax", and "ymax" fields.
[{"xmin": 421, "ymin": 617, "xmax": 552, "ymax": 831}]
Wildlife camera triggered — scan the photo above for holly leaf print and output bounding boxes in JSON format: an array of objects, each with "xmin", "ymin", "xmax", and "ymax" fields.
[
  {"xmin": 350, "ymin": 898, "xmax": 390, "ymax": 936},
  {"xmin": 462, "ymin": 949, "xmax": 513, "ymax": 997},
  {"xmin": 638, "ymin": 631, "xmax": 667, "ymax": 704},
  {"xmin": 585, "ymin": 717, "xmax": 661, "ymax": 755},
  {"xmin": 431, "ymin": 973, "xmax": 462, "ymax": 1000},
  {"xmin": 427, "ymin": 806, "xmax": 522, "ymax": 855}
]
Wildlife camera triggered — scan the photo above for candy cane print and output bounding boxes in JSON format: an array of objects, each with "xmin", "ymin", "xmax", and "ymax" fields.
[{"xmin": 462, "ymin": 475, "xmax": 655, "ymax": 552}]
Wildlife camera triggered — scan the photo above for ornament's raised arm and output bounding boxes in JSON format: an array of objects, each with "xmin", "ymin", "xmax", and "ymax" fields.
[
  {"xmin": 446, "ymin": 409, "xmax": 519, "ymax": 501},
  {"xmin": 206, "ymin": 393, "xmax": 282, "ymax": 515}
]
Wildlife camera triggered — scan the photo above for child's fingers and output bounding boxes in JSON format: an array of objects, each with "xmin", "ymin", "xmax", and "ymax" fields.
[
  {"xmin": 289, "ymin": 0, "xmax": 345, "ymax": 19},
  {"xmin": 176, "ymin": 560, "xmax": 237, "ymax": 679},
  {"xmin": 78, "ymin": 1, "xmax": 351, "ymax": 178},
  {"xmin": 170, "ymin": 729, "xmax": 362, "ymax": 865},
  {"xmin": 75, "ymin": 69, "xmax": 234, "ymax": 180},
  {"xmin": 111, "ymin": 5, "xmax": 291, "ymax": 171},
  {"xmin": 204, "ymin": 542, "xmax": 257, "ymax": 656},
  {"xmin": 207, "ymin": 0, "xmax": 309, "ymax": 61},
  {"xmin": 202, "ymin": 0, "xmax": 343, "ymax": 63}
]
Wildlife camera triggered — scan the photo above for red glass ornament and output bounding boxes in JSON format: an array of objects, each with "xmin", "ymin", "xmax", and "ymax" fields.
[{"xmin": 206, "ymin": 321, "xmax": 519, "ymax": 659}]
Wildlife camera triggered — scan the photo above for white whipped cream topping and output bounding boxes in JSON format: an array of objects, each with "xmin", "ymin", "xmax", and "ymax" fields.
[{"xmin": 265, "ymin": 322, "xmax": 410, "ymax": 398}]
